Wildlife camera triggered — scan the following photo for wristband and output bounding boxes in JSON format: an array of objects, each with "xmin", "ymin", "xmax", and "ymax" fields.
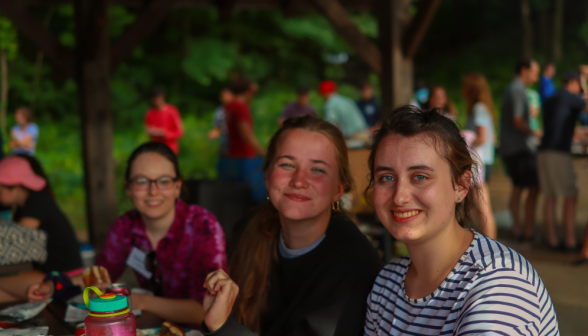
[{"xmin": 43, "ymin": 271, "xmax": 82, "ymax": 301}]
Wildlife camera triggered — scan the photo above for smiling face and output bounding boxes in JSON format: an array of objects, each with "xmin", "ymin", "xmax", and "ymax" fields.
[
  {"xmin": 372, "ymin": 134, "xmax": 468, "ymax": 244},
  {"xmin": 428, "ymin": 87, "xmax": 448, "ymax": 110},
  {"xmin": 126, "ymin": 152, "xmax": 182, "ymax": 221},
  {"xmin": 266, "ymin": 129, "xmax": 345, "ymax": 221},
  {"xmin": 15, "ymin": 110, "xmax": 27, "ymax": 125}
]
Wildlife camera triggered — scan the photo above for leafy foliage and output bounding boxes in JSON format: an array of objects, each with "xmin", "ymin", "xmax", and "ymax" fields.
[{"xmin": 1, "ymin": 2, "xmax": 588, "ymax": 235}]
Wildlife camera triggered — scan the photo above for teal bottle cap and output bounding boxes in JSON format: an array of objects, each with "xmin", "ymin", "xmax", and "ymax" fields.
[{"xmin": 88, "ymin": 293, "xmax": 128, "ymax": 312}]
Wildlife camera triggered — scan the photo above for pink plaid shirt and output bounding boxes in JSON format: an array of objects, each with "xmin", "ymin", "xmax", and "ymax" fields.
[{"xmin": 97, "ymin": 200, "xmax": 227, "ymax": 303}]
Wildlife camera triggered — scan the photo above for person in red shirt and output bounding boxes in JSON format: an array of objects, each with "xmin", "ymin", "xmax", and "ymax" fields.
[
  {"xmin": 218, "ymin": 77, "xmax": 267, "ymax": 203},
  {"xmin": 145, "ymin": 87, "xmax": 184, "ymax": 154}
]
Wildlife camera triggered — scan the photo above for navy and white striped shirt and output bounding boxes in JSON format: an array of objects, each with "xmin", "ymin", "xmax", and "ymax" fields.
[{"xmin": 365, "ymin": 232, "xmax": 559, "ymax": 336}]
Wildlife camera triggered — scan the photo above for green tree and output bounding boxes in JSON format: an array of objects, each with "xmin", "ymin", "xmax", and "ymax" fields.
[{"xmin": 0, "ymin": 15, "xmax": 17, "ymax": 138}]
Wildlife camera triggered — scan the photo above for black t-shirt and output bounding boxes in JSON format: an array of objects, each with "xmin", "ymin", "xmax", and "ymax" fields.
[
  {"xmin": 539, "ymin": 89, "xmax": 587, "ymax": 153},
  {"xmin": 13, "ymin": 191, "xmax": 82, "ymax": 273},
  {"xmin": 204, "ymin": 212, "xmax": 384, "ymax": 336}
]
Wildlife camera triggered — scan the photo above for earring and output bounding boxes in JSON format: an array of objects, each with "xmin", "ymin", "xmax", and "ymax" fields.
[
  {"xmin": 332, "ymin": 200, "xmax": 340, "ymax": 212},
  {"xmin": 267, "ymin": 195, "xmax": 270, "ymax": 200},
  {"xmin": 457, "ymin": 196, "xmax": 461, "ymax": 202}
]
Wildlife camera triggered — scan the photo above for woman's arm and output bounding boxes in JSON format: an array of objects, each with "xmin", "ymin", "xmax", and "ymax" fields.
[
  {"xmin": 133, "ymin": 293, "xmax": 204, "ymax": 324},
  {"xmin": 237, "ymin": 122, "xmax": 265, "ymax": 156},
  {"xmin": 18, "ymin": 217, "xmax": 41, "ymax": 229},
  {"xmin": 472, "ymin": 126, "xmax": 487, "ymax": 147}
]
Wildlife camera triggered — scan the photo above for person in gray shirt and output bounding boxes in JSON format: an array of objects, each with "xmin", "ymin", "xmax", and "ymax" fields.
[{"xmin": 499, "ymin": 59, "xmax": 542, "ymax": 242}]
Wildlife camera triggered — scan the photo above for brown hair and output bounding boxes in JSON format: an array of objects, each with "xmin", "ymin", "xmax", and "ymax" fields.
[
  {"xmin": 366, "ymin": 105, "xmax": 481, "ymax": 228},
  {"xmin": 426, "ymin": 86, "xmax": 458, "ymax": 118},
  {"xmin": 229, "ymin": 115, "xmax": 353, "ymax": 332},
  {"xmin": 461, "ymin": 73, "xmax": 496, "ymax": 121},
  {"xmin": 16, "ymin": 107, "xmax": 34, "ymax": 123}
]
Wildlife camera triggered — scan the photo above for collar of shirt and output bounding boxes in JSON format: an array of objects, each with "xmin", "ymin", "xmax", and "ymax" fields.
[
  {"xmin": 278, "ymin": 229, "xmax": 326, "ymax": 259},
  {"xmin": 130, "ymin": 199, "xmax": 187, "ymax": 249}
]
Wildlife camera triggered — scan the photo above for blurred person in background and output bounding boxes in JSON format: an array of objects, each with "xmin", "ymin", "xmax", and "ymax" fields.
[
  {"xmin": 526, "ymin": 86, "xmax": 542, "ymax": 149},
  {"xmin": 426, "ymin": 86, "xmax": 458, "ymax": 120},
  {"xmin": 145, "ymin": 87, "xmax": 184, "ymax": 154},
  {"xmin": 10, "ymin": 107, "xmax": 39, "ymax": 156},
  {"xmin": 409, "ymin": 79, "xmax": 430, "ymax": 108},
  {"xmin": 0, "ymin": 155, "xmax": 82, "ymax": 302},
  {"xmin": 499, "ymin": 59, "xmax": 541, "ymax": 242},
  {"xmin": 218, "ymin": 77, "xmax": 267, "ymax": 203},
  {"xmin": 278, "ymin": 86, "xmax": 317, "ymax": 125},
  {"xmin": 208, "ymin": 88, "xmax": 235, "ymax": 157},
  {"xmin": 539, "ymin": 62, "xmax": 556, "ymax": 103},
  {"xmin": 318, "ymin": 80, "xmax": 369, "ymax": 141},
  {"xmin": 356, "ymin": 82, "xmax": 381, "ymax": 128},
  {"xmin": 538, "ymin": 71, "xmax": 587, "ymax": 253},
  {"xmin": 462, "ymin": 73, "xmax": 497, "ymax": 239}
]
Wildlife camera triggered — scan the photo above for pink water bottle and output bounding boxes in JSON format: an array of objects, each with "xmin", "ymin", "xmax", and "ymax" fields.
[{"xmin": 83, "ymin": 286, "xmax": 136, "ymax": 336}]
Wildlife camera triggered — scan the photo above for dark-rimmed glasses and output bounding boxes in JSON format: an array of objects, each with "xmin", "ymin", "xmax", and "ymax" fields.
[{"xmin": 128, "ymin": 176, "xmax": 178, "ymax": 191}]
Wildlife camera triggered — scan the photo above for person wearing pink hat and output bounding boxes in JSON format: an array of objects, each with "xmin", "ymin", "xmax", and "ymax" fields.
[
  {"xmin": 0, "ymin": 156, "xmax": 82, "ymax": 275},
  {"xmin": 318, "ymin": 80, "xmax": 369, "ymax": 141}
]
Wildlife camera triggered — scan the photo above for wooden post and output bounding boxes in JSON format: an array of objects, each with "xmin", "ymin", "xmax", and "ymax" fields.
[
  {"xmin": 110, "ymin": 0, "xmax": 177, "ymax": 73},
  {"xmin": 378, "ymin": 0, "xmax": 413, "ymax": 114},
  {"xmin": 310, "ymin": 0, "xmax": 382, "ymax": 75},
  {"xmin": 75, "ymin": 0, "xmax": 117, "ymax": 249}
]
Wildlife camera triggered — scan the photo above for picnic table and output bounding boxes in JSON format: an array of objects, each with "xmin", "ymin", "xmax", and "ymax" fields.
[{"xmin": 0, "ymin": 300, "xmax": 164, "ymax": 335}]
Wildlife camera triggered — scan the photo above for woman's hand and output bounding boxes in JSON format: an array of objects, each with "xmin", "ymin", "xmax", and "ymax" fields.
[
  {"xmin": 203, "ymin": 269, "xmax": 239, "ymax": 332},
  {"xmin": 27, "ymin": 281, "xmax": 54, "ymax": 302}
]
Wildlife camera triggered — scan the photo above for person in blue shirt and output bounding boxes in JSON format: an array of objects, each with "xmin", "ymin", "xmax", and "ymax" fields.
[
  {"xmin": 10, "ymin": 107, "xmax": 39, "ymax": 156},
  {"xmin": 356, "ymin": 82, "xmax": 381, "ymax": 128},
  {"xmin": 539, "ymin": 62, "xmax": 557, "ymax": 104}
]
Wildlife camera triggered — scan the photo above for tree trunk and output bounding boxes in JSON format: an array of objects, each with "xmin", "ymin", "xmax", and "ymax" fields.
[
  {"xmin": 552, "ymin": 0, "xmax": 564, "ymax": 62},
  {"xmin": 31, "ymin": 7, "xmax": 56, "ymax": 109},
  {"xmin": 521, "ymin": 0, "xmax": 533, "ymax": 58},
  {"xmin": 0, "ymin": 49, "xmax": 7, "ymax": 138}
]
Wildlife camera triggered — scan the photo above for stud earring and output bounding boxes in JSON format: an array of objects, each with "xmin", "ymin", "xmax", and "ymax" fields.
[{"xmin": 457, "ymin": 196, "xmax": 461, "ymax": 202}]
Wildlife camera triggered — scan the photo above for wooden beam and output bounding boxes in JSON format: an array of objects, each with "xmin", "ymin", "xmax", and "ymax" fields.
[
  {"xmin": 402, "ymin": 0, "xmax": 442, "ymax": 59},
  {"xmin": 378, "ymin": 0, "xmax": 413, "ymax": 112},
  {"xmin": 75, "ymin": 0, "xmax": 117, "ymax": 249},
  {"xmin": 0, "ymin": 2, "xmax": 75, "ymax": 78},
  {"xmin": 216, "ymin": 0, "xmax": 238, "ymax": 19},
  {"xmin": 110, "ymin": 0, "xmax": 177, "ymax": 73},
  {"xmin": 309, "ymin": 0, "xmax": 381, "ymax": 75}
]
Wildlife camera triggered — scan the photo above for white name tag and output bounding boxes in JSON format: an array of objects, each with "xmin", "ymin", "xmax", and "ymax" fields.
[{"xmin": 126, "ymin": 247, "xmax": 153, "ymax": 279}]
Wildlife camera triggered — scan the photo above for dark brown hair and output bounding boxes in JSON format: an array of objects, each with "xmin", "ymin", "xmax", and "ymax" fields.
[
  {"xmin": 461, "ymin": 72, "xmax": 496, "ymax": 121},
  {"xmin": 366, "ymin": 105, "xmax": 481, "ymax": 228},
  {"xmin": 124, "ymin": 142, "xmax": 182, "ymax": 182},
  {"xmin": 230, "ymin": 115, "xmax": 353, "ymax": 332},
  {"xmin": 16, "ymin": 107, "xmax": 34, "ymax": 123}
]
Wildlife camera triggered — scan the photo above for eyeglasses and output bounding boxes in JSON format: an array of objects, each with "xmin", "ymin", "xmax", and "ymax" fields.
[
  {"xmin": 128, "ymin": 176, "xmax": 178, "ymax": 191},
  {"xmin": 145, "ymin": 251, "xmax": 164, "ymax": 296}
]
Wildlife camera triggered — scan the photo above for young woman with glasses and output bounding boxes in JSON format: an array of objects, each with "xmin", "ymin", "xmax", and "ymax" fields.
[
  {"xmin": 28, "ymin": 142, "xmax": 227, "ymax": 325},
  {"xmin": 201, "ymin": 116, "xmax": 383, "ymax": 336}
]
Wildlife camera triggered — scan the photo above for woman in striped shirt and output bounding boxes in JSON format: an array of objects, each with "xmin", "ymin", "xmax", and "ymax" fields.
[{"xmin": 364, "ymin": 106, "xmax": 559, "ymax": 336}]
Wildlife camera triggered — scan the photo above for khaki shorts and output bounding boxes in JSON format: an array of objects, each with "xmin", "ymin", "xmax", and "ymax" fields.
[{"xmin": 537, "ymin": 151, "xmax": 578, "ymax": 197}]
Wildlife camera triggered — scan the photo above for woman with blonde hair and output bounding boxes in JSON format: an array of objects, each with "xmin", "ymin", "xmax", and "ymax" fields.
[
  {"xmin": 202, "ymin": 115, "xmax": 382, "ymax": 336},
  {"xmin": 461, "ymin": 72, "xmax": 497, "ymax": 239}
]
